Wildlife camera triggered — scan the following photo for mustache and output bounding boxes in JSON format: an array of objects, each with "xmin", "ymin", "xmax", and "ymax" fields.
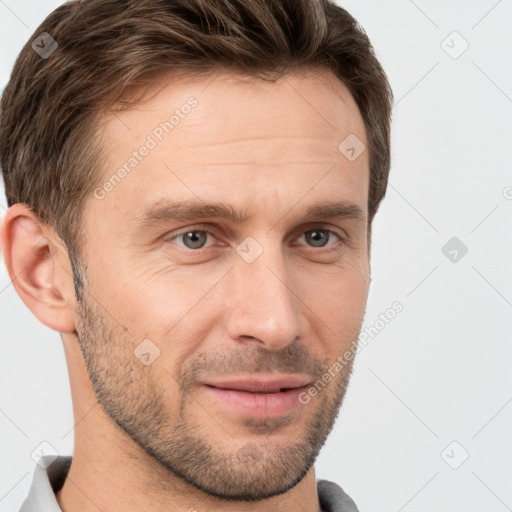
[{"xmin": 178, "ymin": 341, "xmax": 327, "ymax": 391}]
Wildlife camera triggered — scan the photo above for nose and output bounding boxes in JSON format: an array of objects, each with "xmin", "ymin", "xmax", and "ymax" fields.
[{"xmin": 223, "ymin": 245, "xmax": 302, "ymax": 351}]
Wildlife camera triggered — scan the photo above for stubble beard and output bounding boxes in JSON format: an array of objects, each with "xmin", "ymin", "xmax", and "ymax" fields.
[{"xmin": 74, "ymin": 289, "xmax": 356, "ymax": 501}]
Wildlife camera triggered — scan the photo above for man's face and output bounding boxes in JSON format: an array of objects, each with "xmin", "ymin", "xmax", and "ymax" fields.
[{"xmin": 74, "ymin": 68, "xmax": 370, "ymax": 500}]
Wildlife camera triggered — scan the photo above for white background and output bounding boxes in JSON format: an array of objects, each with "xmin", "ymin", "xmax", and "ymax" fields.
[{"xmin": 1, "ymin": 1, "xmax": 511, "ymax": 511}]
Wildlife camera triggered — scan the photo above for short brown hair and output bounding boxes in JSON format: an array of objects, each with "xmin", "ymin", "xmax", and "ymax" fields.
[{"xmin": 0, "ymin": 0, "xmax": 393, "ymax": 286}]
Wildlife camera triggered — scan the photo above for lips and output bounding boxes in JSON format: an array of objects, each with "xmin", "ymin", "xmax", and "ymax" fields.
[
  {"xmin": 203, "ymin": 376, "xmax": 311, "ymax": 393},
  {"xmin": 200, "ymin": 375, "xmax": 311, "ymax": 419}
]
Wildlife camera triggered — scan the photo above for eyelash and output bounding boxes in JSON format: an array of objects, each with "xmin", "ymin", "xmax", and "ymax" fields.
[{"xmin": 166, "ymin": 226, "xmax": 345, "ymax": 251}]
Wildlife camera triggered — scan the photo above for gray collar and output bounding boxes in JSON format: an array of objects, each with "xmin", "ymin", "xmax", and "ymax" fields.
[{"xmin": 19, "ymin": 456, "xmax": 70, "ymax": 512}]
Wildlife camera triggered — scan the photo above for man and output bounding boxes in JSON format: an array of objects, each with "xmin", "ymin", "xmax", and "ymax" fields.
[{"xmin": 0, "ymin": 0, "xmax": 392, "ymax": 510}]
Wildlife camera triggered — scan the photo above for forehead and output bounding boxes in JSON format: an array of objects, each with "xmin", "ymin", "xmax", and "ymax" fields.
[
  {"xmin": 99, "ymin": 66, "xmax": 366, "ymax": 155},
  {"xmin": 87, "ymin": 67, "xmax": 369, "ymax": 236}
]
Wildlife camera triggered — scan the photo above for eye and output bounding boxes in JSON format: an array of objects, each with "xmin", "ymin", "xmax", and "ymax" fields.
[
  {"xmin": 295, "ymin": 228, "xmax": 342, "ymax": 248},
  {"xmin": 168, "ymin": 229, "xmax": 216, "ymax": 250},
  {"xmin": 165, "ymin": 226, "xmax": 344, "ymax": 252}
]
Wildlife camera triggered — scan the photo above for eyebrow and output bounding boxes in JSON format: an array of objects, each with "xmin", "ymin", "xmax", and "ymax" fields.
[{"xmin": 129, "ymin": 199, "xmax": 366, "ymax": 231}]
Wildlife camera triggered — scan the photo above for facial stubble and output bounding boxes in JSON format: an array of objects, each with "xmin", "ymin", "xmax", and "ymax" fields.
[{"xmin": 74, "ymin": 285, "xmax": 357, "ymax": 501}]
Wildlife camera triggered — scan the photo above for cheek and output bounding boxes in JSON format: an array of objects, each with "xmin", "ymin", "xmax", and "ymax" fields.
[
  {"xmin": 130, "ymin": 274, "xmax": 226, "ymax": 370},
  {"xmin": 97, "ymin": 258, "xmax": 212, "ymax": 328},
  {"xmin": 302, "ymin": 264, "xmax": 369, "ymax": 340}
]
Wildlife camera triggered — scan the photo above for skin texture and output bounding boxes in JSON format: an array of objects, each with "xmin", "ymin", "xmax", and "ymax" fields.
[{"xmin": 1, "ymin": 68, "xmax": 371, "ymax": 512}]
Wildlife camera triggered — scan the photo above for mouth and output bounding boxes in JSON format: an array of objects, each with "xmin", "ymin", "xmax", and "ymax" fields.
[{"xmin": 200, "ymin": 376, "xmax": 311, "ymax": 419}]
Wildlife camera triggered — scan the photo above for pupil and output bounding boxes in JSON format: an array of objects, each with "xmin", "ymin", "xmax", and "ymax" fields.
[
  {"xmin": 184, "ymin": 231, "xmax": 206, "ymax": 249},
  {"xmin": 308, "ymin": 230, "xmax": 328, "ymax": 247}
]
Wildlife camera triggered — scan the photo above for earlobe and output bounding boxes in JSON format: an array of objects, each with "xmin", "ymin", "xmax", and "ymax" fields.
[{"xmin": 1, "ymin": 204, "xmax": 77, "ymax": 333}]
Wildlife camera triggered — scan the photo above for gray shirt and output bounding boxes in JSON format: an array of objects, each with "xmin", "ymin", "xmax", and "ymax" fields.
[{"xmin": 20, "ymin": 455, "xmax": 359, "ymax": 512}]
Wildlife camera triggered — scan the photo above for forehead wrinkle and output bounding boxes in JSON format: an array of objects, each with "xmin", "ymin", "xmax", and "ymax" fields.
[{"xmin": 173, "ymin": 134, "xmax": 341, "ymax": 147}]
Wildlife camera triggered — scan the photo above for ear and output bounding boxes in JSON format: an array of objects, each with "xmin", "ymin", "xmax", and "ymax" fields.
[{"xmin": 1, "ymin": 203, "xmax": 77, "ymax": 333}]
